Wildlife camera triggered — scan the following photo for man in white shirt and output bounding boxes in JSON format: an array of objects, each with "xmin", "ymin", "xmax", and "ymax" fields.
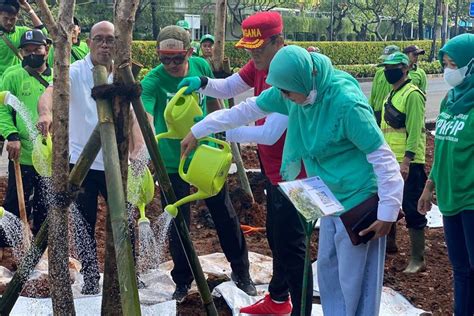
[{"xmin": 37, "ymin": 21, "xmax": 143, "ymax": 295}]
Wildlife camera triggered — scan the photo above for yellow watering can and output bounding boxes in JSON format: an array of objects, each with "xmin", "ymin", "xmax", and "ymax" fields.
[
  {"xmin": 155, "ymin": 87, "xmax": 203, "ymax": 141},
  {"xmin": 164, "ymin": 137, "xmax": 233, "ymax": 217},
  {"xmin": 0, "ymin": 91, "xmax": 9, "ymax": 104},
  {"xmin": 0, "ymin": 206, "xmax": 5, "ymax": 219},
  {"xmin": 127, "ymin": 165, "xmax": 155, "ymax": 226},
  {"xmin": 32, "ymin": 134, "xmax": 53, "ymax": 177}
]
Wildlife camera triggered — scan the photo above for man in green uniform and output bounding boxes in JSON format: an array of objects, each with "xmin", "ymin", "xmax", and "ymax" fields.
[
  {"xmin": 369, "ymin": 45, "xmax": 400, "ymax": 126},
  {"xmin": 0, "ymin": 29, "xmax": 52, "ymax": 246},
  {"xmin": 47, "ymin": 16, "xmax": 89, "ymax": 65},
  {"xmin": 403, "ymin": 45, "xmax": 427, "ymax": 92},
  {"xmin": 176, "ymin": 19, "xmax": 200, "ymax": 56},
  {"xmin": 141, "ymin": 25, "xmax": 255, "ymax": 302},
  {"xmin": 199, "ymin": 33, "xmax": 214, "ymax": 59},
  {"xmin": 379, "ymin": 52, "xmax": 428, "ymax": 273},
  {"xmin": 0, "ymin": 0, "xmax": 45, "ymax": 77}
]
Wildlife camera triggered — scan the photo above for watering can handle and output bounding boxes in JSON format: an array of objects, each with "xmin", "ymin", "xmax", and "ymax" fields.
[
  {"xmin": 164, "ymin": 86, "xmax": 188, "ymax": 120},
  {"xmin": 200, "ymin": 137, "xmax": 231, "ymax": 153}
]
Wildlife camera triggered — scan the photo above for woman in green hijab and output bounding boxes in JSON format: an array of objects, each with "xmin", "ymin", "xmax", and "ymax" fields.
[
  {"xmin": 418, "ymin": 33, "xmax": 474, "ymax": 315},
  {"xmin": 181, "ymin": 45, "xmax": 404, "ymax": 315}
]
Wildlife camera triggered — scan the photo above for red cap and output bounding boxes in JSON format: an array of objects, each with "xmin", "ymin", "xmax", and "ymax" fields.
[{"xmin": 235, "ymin": 12, "xmax": 283, "ymax": 49}]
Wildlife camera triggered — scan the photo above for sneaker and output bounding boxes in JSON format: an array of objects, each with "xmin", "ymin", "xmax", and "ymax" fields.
[
  {"xmin": 81, "ymin": 279, "xmax": 99, "ymax": 295},
  {"xmin": 172, "ymin": 283, "xmax": 190, "ymax": 303},
  {"xmin": 240, "ymin": 294, "xmax": 292, "ymax": 315},
  {"xmin": 231, "ymin": 271, "xmax": 257, "ymax": 296}
]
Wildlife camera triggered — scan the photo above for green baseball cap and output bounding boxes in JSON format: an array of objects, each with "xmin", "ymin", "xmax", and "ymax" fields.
[
  {"xmin": 200, "ymin": 34, "xmax": 215, "ymax": 44},
  {"xmin": 379, "ymin": 45, "xmax": 400, "ymax": 60},
  {"xmin": 377, "ymin": 52, "xmax": 409, "ymax": 67},
  {"xmin": 176, "ymin": 20, "xmax": 190, "ymax": 30}
]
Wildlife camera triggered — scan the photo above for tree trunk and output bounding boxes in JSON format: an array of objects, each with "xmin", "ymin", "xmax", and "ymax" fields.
[
  {"xmin": 441, "ymin": 1, "xmax": 448, "ymax": 47},
  {"xmin": 418, "ymin": 0, "xmax": 424, "ymax": 39},
  {"xmin": 453, "ymin": 0, "xmax": 459, "ymax": 37},
  {"xmin": 151, "ymin": 0, "xmax": 158, "ymax": 40},
  {"xmin": 430, "ymin": 0, "xmax": 440, "ymax": 61},
  {"xmin": 212, "ymin": 0, "xmax": 227, "ymax": 72},
  {"xmin": 36, "ymin": 0, "xmax": 76, "ymax": 313}
]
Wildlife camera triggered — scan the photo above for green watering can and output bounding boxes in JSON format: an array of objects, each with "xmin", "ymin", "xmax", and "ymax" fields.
[
  {"xmin": 32, "ymin": 134, "xmax": 53, "ymax": 177},
  {"xmin": 164, "ymin": 137, "xmax": 233, "ymax": 217},
  {"xmin": 0, "ymin": 91, "xmax": 8, "ymax": 104},
  {"xmin": 155, "ymin": 86, "xmax": 203, "ymax": 141},
  {"xmin": 0, "ymin": 206, "xmax": 4, "ymax": 219},
  {"xmin": 127, "ymin": 165, "xmax": 155, "ymax": 226}
]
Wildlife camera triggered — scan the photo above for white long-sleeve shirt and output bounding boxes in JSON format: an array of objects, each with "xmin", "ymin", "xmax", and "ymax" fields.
[
  {"xmin": 200, "ymin": 75, "xmax": 288, "ymax": 146},
  {"xmin": 192, "ymin": 100, "xmax": 403, "ymax": 222}
]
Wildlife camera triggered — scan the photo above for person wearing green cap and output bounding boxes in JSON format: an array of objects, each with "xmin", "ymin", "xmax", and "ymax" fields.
[
  {"xmin": 369, "ymin": 45, "xmax": 400, "ymax": 126},
  {"xmin": 0, "ymin": 29, "xmax": 52, "ymax": 247},
  {"xmin": 181, "ymin": 45, "xmax": 404, "ymax": 316},
  {"xmin": 199, "ymin": 33, "xmax": 214, "ymax": 59},
  {"xmin": 378, "ymin": 51, "xmax": 428, "ymax": 273},
  {"xmin": 418, "ymin": 33, "xmax": 474, "ymax": 316}
]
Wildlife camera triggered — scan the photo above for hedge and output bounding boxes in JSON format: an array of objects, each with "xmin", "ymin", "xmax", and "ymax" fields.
[{"xmin": 131, "ymin": 40, "xmax": 442, "ymax": 79}]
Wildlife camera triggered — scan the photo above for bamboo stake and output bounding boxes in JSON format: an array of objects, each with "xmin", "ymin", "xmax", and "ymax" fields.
[
  {"xmin": 12, "ymin": 160, "xmax": 32, "ymax": 249},
  {"xmin": 118, "ymin": 65, "xmax": 218, "ymax": 315},
  {"xmin": 93, "ymin": 65, "xmax": 140, "ymax": 315}
]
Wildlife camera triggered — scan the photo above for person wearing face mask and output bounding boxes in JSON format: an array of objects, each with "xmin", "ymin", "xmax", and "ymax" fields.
[
  {"xmin": 378, "ymin": 52, "xmax": 428, "ymax": 274},
  {"xmin": 418, "ymin": 33, "xmax": 474, "ymax": 316},
  {"xmin": 140, "ymin": 25, "xmax": 255, "ymax": 302},
  {"xmin": 0, "ymin": 29, "xmax": 51, "ymax": 248},
  {"xmin": 177, "ymin": 12, "xmax": 313, "ymax": 315},
  {"xmin": 181, "ymin": 45, "xmax": 404, "ymax": 316},
  {"xmin": 47, "ymin": 17, "xmax": 89, "ymax": 66}
]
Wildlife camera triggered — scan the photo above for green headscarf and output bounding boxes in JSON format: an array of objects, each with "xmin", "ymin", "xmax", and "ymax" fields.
[
  {"xmin": 438, "ymin": 33, "xmax": 474, "ymax": 115},
  {"xmin": 265, "ymin": 45, "xmax": 369, "ymax": 180}
]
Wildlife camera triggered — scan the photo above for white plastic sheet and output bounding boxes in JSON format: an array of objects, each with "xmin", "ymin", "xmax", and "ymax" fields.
[{"xmin": 426, "ymin": 204, "xmax": 443, "ymax": 228}]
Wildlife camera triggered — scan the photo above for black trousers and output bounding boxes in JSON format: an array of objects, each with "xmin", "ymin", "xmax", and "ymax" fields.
[
  {"xmin": 0, "ymin": 162, "xmax": 48, "ymax": 247},
  {"xmin": 403, "ymin": 163, "xmax": 427, "ymax": 229},
  {"xmin": 164, "ymin": 173, "xmax": 250, "ymax": 286},
  {"xmin": 72, "ymin": 165, "xmax": 137, "ymax": 283},
  {"xmin": 266, "ymin": 182, "xmax": 313, "ymax": 316}
]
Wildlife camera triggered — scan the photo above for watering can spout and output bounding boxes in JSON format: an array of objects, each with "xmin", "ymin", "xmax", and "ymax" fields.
[
  {"xmin": 0, "ymin": 207, "xmax": 4, "ymax": 219},
  {"xmin": 164, "ymin": 191, "xmax": 210, "ymax": 218},
  {"xmin": 0, "ymin": 91, "xmax": 10, "ymax": 105}
]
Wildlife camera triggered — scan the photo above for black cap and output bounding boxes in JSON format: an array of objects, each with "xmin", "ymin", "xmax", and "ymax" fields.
[
  {"xmin": 403, "ymin": 45, "xmax": 425, "ymax": 55},
  {"xmin": 0, "ymin": 0, "xmax": 20, "ymax": 14},
  {"xmin": 19, "ymin": 29, "xmax": 52, "ymax": 48}
]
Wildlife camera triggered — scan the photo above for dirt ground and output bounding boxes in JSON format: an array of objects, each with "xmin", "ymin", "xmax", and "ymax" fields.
[{"xmin": 0, "ymin": 132, "xmax": 454, "ymax": 315}]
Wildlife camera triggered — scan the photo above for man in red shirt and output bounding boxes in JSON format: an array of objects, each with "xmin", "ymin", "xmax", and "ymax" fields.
[{"xmin": 178, "ymin": 12, "xmax": 311, "ymax": 315}]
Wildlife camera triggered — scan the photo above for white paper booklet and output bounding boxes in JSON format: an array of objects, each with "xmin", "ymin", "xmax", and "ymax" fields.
[{"xmin": 278, "ymin": 176, "xmax": 344, "ymax": 222}]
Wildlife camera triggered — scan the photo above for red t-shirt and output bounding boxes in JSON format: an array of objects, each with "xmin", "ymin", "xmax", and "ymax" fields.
[{"xmin": 239, "ymin": 60, "xmax": 305, "ymax": 184}]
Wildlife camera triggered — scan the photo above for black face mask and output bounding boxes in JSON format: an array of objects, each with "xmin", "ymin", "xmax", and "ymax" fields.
[
  {"xmin": 384, "ymin": 68, "xmax": 404, "ymax": 84},
  {"xmin": 22, "ymin": 54, "xmax": 46, "ymax": 69}
]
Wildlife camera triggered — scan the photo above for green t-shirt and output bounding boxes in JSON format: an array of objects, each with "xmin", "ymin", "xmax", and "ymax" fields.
[
  {"xmin": 141, "ymin": 57, "xmax": 215, "ymax": 173},
  {"xmin": 369, "ymin": 68, "xmax": 391, "ymax": 114},
  {"xmin": 0, "ymin": 63, "xmax": 22, "ymax": 87},
  {"xmin": 409, "ymin": 65, "xmax": 427, "ymax": 92},
  {"xmin": 0, "ymin": 66, "xmax": 53, "ymax": 165},
  {"xmin": 0, "ymin": 26, "xmax": 29, "ymax": 77},
  {"xmin": 430, "ymin": 104, "xmax": 474, "ymax": 216},
  {"xmin": 47, "ymin": 40, "xmax": 89, "ymax": 66},
  {"xmin": 257, "ymin": 86, "xmax": 384, "ymax": 211}
]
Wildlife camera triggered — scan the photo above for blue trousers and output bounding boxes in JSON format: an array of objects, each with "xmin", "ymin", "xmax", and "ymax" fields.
[
  {"xmin": 443, "ymin": 210, "xmax": 474, "ymax": 316},
  {"xmin": 318, "ymin": 216, "xmax": 386, "ymax": 316}
]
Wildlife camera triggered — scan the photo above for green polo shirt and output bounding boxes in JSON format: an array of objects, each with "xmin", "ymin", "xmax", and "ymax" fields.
[
  {"xmin": 409, "ymin": 64, "xmax": 427, "ymax": 92},
  {"xmin": 369, "ymin": 68, "xmax": 391, "ymax": 114},
  {"xmin": 47, "ymin": 39, "xmax": 89, "ymax": 65},
  {"xmin": 0, "ymin": 66, "xmax": 53, "ymax": 165},
  {"xmin": 141, "ymin": 57, "xmax": 215, "ymax": 173},
  {"xmin": 430, "ymin": 103, "xmax": 474, "ymax": 216}
]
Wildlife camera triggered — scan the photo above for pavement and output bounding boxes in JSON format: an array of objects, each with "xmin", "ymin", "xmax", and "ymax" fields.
[{"xmin": 0, "ymin": 77, "xmax": 449, "ymax": 177}]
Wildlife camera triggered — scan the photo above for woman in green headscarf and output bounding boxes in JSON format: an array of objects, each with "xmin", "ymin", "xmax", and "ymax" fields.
[
  {"xmin": 418, "ymin": 33, "xmax": 474, "ymax": 315},
  {"xmin": 181, "ymin": 45, "xmax": 404, "ymax": 315}
]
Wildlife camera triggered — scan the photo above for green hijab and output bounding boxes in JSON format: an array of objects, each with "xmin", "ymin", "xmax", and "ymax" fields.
[
  {"xmin": 438, "ymin": 33, "xmax": 474, "ymax": 115},
  {"xmin": 265, "ymin": 45, "xmax": 368, "ymax": 180}
]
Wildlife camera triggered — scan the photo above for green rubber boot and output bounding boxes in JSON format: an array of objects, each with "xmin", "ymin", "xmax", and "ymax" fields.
[{"xmin": 403, "ymin": 228, "xmax": 426, "ymax": 273}]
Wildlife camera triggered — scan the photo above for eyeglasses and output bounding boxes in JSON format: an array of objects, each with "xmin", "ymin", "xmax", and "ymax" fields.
[
  {"xmin": 91, "ymin": 36, "xmax": 116, "ymax": 46},
  {"xmin": 159, "ymin": 54, "xmax": 186, "ymax": 65},
  {"xmin": 279, "ymin": 88, "xmax": 290, "ymax": 95}
]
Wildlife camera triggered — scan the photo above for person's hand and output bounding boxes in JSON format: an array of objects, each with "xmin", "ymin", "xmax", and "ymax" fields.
[
  {"xmin": 359, "ymin": 220, "xmax": 393, "ymax": 240},
  {"xmin": 6, "ymin": 141, "xmax": 21, "ymax": 161},
  {"xmin": 400, "ymin": 160, "xmax": 410, "ymax": 181},
  {"xmin": 417, "ymin": 188, "xmax": 433, "ymax": 215},
  {"xmin": 180, "ymin": 132, "xmax": 198, "ymax": 158},
  {"xmin": 18, "ymin": 0, "xmax": 32, "ymax": 11},
  {"xmin": 177, "ymin": 77, "xmax": 202, "ymax": 95},
  {"xmin": 36, "ymin": 114, "xmax": 52, "ymax": 137}
]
